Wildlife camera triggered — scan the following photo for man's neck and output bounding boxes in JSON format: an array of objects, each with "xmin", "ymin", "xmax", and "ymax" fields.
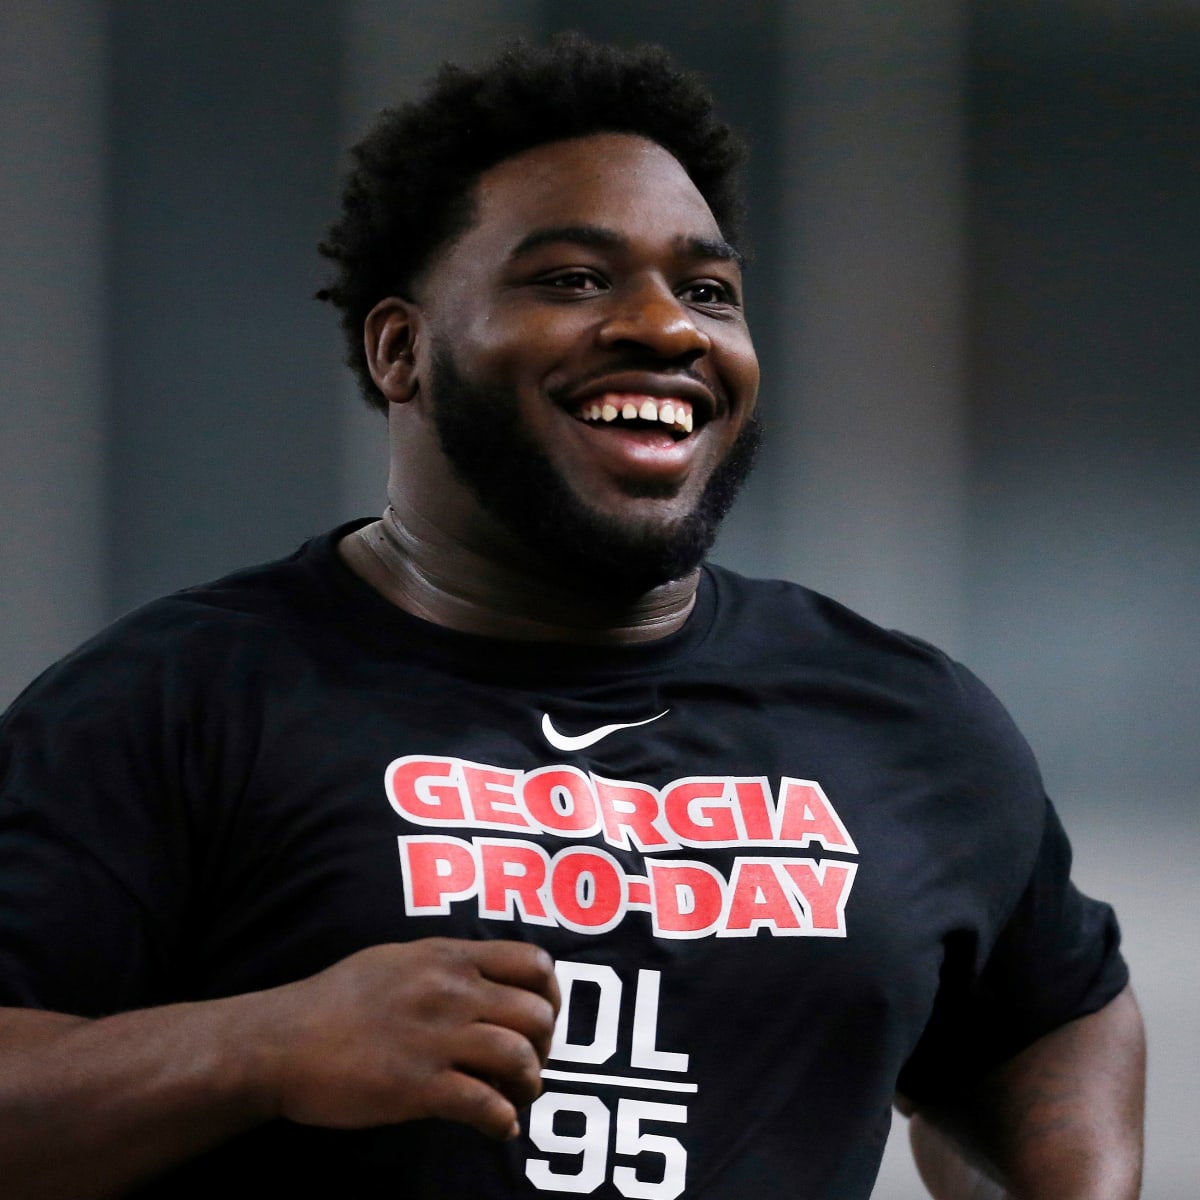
[{"xmin": 337, "ymin": 505, "xmax": 699, "ymax": 646}]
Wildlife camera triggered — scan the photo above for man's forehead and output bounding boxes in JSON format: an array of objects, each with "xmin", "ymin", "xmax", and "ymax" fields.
[
  {"xmin": 469, "ymin": 133, "xmax": 726, "ymax": 247},
  {"xmin": 508, "ymin": 223, "xmax": 744, "ymax": 270}
]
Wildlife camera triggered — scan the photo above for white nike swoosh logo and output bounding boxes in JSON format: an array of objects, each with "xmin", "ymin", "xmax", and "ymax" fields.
[{"xmin": 541, "ymin": 710, "xmax": 670, "ymax": 753}]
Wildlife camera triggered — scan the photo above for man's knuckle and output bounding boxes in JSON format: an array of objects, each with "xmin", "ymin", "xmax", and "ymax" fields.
[
  {"xmin": 482, "ymin": 1023, "xmax": 526, "ymax": 1067},
  {"xmin": 425, "ymin": 1070, "xmax": 473, "ymax": 1121},
  {"xmin": 462, "ymin": 1080, "xmax": 512, "ymax": 1136},
  {"xmin": 530, "ymin": 993, "xmax": 557, "ymax": 1032},
  {"xmin": 510, "ymin": 1033, "xmax": 542, "ymax": 1075},
  {"xmin": 421, "ymin": 972, "xmax": 473, "ymax": 1016},
  {"xmin": 526, "ymin": 943, "xmax": 554, "ymax": 973}
]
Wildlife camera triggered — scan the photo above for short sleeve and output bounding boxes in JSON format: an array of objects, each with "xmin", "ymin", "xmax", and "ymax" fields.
[
  {"xmin": 897, "ymin": 799, "xmax": 1129, "ymax": 1102},
  {"xmin": 0, "ymin": 622, "xmax": 201, "ymax": 1016},
  {"xmin": 0, "ymin": 799, "xmax": 165, "ymax": 1015}
]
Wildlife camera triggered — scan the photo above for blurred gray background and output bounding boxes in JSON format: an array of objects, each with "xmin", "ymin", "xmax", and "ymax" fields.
[{"xmin": 1, "ymin": 1, "xmax": 1196, "ymax": 1194}]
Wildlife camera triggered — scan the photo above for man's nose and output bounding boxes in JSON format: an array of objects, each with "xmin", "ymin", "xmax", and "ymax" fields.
[{"xmin": 596, "ymin": 283, "xmax": 711, "ymax": 359}]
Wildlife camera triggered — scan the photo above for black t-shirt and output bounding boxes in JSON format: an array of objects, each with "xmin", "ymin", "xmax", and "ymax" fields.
[{"xmin": 0, "ymin": 523, "xmax": 1127, "ymax": 1198}]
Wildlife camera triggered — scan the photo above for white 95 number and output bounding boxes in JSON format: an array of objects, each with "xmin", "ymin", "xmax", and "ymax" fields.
[{"xmin": 525, "ymin": 1092, "xmax": 687, "ymax": 1198}]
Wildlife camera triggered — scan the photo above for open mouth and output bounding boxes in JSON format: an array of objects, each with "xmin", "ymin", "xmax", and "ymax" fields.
[{"xmin": 574, "ymin": 395, "xmax": 694, "ymax": 439}]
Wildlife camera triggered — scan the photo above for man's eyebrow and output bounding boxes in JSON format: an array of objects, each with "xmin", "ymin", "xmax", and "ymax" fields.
[
  {"xmin": 683, "ymin": 235, "xmax": 745, "ymax": 270},
  {"xmin": 509, "ymin": 225, "xmax": 745, "ymax": 270},
  {"xmin": 510, "ymin": 225, "xmax": 625, "ymax": 258}
]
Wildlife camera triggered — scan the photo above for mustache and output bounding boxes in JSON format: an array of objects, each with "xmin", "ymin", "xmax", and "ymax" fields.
[{"xmin": 548, "ymin": 357, "xmax": 721, "ymax": 407}]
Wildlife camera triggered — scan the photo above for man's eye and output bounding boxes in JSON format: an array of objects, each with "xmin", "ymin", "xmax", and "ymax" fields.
[
  {"xmin": 541, "ymin": 271, "xmax": 604, "ymax": 291},
  {"xmin": 681, "ymin": 280, "xmax": 737, "ymax": 306}
]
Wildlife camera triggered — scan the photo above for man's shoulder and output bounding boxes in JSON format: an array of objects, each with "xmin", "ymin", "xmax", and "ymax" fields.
[
  {"xmin": 705, "ymin": 564, "xmax": 1049, "ymax": 876},
  {"xmin": 703, "ymin": 562, "xmax": 1037, "ymax": 769},
  {"xmin": 703, "ymin": 561, "xmax": 956, "ymax": 675},
  {"xmin": 4, "ymin": 525, "xmax": 354, "ymax": 720}
]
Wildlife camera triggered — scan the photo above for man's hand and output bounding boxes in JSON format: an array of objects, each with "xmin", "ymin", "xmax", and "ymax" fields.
[
  {"xmin": 900, "ymin": 985, "xmax": 1145, "ymax": 1200},
  {"xmin": 0, "ymin": 937, "xmax": 559, "ymax": 1200},
  {"xmin": 264, "ymin": 938, "xmax": 560, "ymax": 1139}
]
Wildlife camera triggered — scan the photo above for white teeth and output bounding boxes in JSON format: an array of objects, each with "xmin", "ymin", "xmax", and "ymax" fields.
[{"xmin": 578, "ymin": 395, "xmax": 696, "ymax": 434}]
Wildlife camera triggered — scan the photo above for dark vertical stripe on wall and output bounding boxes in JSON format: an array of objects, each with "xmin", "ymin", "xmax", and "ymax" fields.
[
  {"xmin": 106, "ymin": 1, "xmax": 344, "ymax": 615},
  {"xmin": 534, "ymin": 1, "xmax": 787, "ymax": 571},
  {"xmin": 965, "ymin": 5, "xmax": 1200, "ymax": 801}
]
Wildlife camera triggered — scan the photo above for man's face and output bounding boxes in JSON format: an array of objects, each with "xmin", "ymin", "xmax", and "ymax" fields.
[{"xmin": 406, "ymin": 133, "xmax": 761, "ymax": 596}]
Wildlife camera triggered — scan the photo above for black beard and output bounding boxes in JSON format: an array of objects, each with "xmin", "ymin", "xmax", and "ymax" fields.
[{"xmin": 428, "ymin": 346, "xmax": 761, "ymax": 602}]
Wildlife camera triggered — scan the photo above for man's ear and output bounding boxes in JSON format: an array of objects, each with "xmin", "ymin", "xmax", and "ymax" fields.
[{"xmin": 364, "ymin": 297, "xmax": 423, "ymax": 404}]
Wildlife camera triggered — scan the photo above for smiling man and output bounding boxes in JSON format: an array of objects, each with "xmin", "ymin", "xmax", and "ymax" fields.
[
  {"xmin": 0, "ymin": 35, "xmax": 1142, "ymax": 1200},
  {"xmin": 341, "ymin": 130, "xmax": 762, "ymax": 633}
]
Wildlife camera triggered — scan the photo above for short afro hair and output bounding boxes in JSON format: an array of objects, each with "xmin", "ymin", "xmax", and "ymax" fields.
[{"xmin": 317, "ymin": 32, "xmax": 748, "ymax": 410}]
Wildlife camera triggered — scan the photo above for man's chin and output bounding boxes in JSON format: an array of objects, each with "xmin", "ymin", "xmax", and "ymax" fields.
[
  {"xmin": 483, "ymin": 430, "xmax": 760, "ymax": 602},
  {"xmin": 497, "ymin": 493, "xmax": 700, "ymax": 600},
  {"xmin": 521, "ymin": 439, "xmax": 761, "ymax": 601},
  {"xmin": 428, "ymin": 344, "xmax": 762, "ymax": 603}
]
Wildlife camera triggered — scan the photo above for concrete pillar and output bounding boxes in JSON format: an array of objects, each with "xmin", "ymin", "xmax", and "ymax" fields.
[
  {"xmin": 774, "ymin": 1, "xmax": 968, "ymax": 653},
  {"xmin": 0, "ymin": 1, "xmax": 108, "ymax": 704}
]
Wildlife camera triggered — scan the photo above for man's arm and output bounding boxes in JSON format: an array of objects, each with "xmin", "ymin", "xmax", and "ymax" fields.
[
  {"xmin": 0, "ymin": 938, "xmax": 559, "ymax": 1200},
  {"xmin": 899, "ymin": 985, "xmax": 1145, "ymax": 1200}
]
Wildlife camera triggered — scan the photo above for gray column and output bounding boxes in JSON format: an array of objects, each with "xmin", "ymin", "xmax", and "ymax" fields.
[
  {"xmin": 0, "ymin": 1, "xmax": 108, "ymax": 704},
  {"xmin": 106, "ymin": 1, "xmax": 344, "ymax": 615},
  {"xmin": 774, "ymin": 1, "xmax": 968, "ymax": 654},
  {"xmin": 335, "ymin": 0, "xmax": 541, "ymax": 521}
]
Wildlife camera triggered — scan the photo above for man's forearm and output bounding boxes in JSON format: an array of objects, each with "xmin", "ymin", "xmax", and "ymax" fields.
[
  {"xmin": 0, "ymin": 938, "xmax": 559, "ymax": 1200},
  {"xmin": 0, "ymin": 996, "xmax": 274, "ymax": 1200},
  {"xmin": 904, "ymin": 986, "xmax": 1145, "ymax": 1200}
]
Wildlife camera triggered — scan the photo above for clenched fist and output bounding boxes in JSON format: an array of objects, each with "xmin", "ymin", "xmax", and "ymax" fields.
[{"xmin": 260, "ymin": 938, "xmax": 560, "ymax": 1140}]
